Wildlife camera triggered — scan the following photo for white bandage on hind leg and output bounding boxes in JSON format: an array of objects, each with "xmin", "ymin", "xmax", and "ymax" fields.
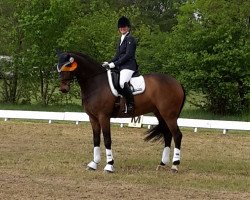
[
  {"xmin": 173, "ymin": 148, "xmax": 181, "ymax": 163},
  {"xmin": 106, "ymin": 149, "xmax": 113, "ymax": 163},
  {"xmin": 93, "ymin": 147, "xmax": 101, "ymax": 163},
  {"xmin": 161, "ymin": 147, "xmax": 170, "ymax": 165}
]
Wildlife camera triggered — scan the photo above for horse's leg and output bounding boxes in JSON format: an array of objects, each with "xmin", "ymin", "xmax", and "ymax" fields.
[
  {"xmin": 166, "ymin": 118, "xmax": 183, "ymax": 172},
  {"xmin": 99, "ymin": 116, "xmax": 114, "ymax": 173},
  {"xmin": 155, "ymin": 114, "xmax": 172, "ymax": 170},
  {"xmin": 86, "ymin": 116, "xmax": 101, "ymax": 171},
  {"xmin": 159, "ymin": 129, "xmax": 172, "ymax": 168}
]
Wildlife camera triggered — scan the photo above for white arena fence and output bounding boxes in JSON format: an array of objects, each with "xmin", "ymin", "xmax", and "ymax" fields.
[{"xmin": 0, "ymin": 110, "xmax": 249, "ymax": 134}]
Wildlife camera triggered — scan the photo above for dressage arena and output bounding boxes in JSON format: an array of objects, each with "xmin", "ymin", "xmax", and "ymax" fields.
[{"xmin": 0, "ymin": 121, "xmax": 249, "ymax": 200}]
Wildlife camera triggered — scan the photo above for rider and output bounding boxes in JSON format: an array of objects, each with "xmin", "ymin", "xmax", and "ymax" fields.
[{"xmin": 103, "ymin": 16, "xmax": 137, "ymax": 114}]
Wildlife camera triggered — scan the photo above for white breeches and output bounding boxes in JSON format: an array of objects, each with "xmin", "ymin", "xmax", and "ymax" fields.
[{"xmin": 119, "ymin": 69, "xmax": 134, "ymax": 89}]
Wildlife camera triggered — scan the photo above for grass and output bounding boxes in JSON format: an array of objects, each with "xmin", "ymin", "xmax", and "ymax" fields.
[
  {"xmin": 0, "ymin": 102, "xmax": 249, "ymax": 121},
  {"xmin": 0, "ymin": 121, "xmax": 249, "ymax": 199},
  {"xmin": 180, "ymin": 107, "xmax": 249, "ymax": 121},
  {"xmin": 0, "ymin": 102, "xmax": 83, "ymax": 112}
]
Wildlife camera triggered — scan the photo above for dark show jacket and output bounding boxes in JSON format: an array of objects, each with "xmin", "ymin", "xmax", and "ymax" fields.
[{"xmin": 110, "ymin": 32, "xmax": 137, "ymax": 71}]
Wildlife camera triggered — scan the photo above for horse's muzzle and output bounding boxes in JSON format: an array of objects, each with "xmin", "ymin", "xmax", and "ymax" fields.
[{"xmin": 59, "ymin": 83, "xmax": 70, "ymax": 93}]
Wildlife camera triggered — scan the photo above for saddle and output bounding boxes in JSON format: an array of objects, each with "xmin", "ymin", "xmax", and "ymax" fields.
[{"xmin": 107, "ymin": 69, "xmax": 145, "ymax": 97}]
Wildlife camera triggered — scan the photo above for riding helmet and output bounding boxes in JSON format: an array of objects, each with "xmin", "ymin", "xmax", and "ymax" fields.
[{"xmin": 118, "ymin": 16, "xmax": 131, "ymax": 28}]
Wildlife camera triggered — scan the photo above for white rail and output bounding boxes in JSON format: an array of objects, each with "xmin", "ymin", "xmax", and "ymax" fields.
[{"xmin": 0, "ymin": 110, "xmax": 249, "ymax": 134}]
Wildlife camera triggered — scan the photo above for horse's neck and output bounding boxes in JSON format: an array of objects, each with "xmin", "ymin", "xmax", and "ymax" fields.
[
  {"xmin": 74, "ymin": 55, "xmax": 107, "ymax": 95},
  {"xmin": 73, "ymin": 53, "xmax": 104, "ymax": 77},
  {"xmin": 77, "ymin": 72, "xmax": 108, "ymax": 103}
]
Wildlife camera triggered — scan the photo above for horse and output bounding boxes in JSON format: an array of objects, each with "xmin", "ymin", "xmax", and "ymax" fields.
[{"xmin": 56, "ymin": 51, "xmax": 186, "ymax": 173}]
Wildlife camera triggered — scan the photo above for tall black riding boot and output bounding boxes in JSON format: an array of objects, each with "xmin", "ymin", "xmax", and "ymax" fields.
[{"xmin": 122, "ymin": 82, "xmax": 135, "ymax": 114}]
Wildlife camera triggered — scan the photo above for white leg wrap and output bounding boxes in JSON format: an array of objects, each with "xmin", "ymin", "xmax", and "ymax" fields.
[
  {"xmin": 161, "ymin": 147, "xmax": 170, "ymax": 165},
  {"xmin": 87, "ymin": 161, "xmax": 98, "ymax": 170},
  {"xmin": 173, "ymin": 148, "xmax": 181, "ymax": 163},
  {"xmin": 93, "ymin": 147, "xmax": 101, "ymax": 163},
  {"xmin": 106, "ymin": 149, "xmax": 113, "ymax": 163},
  {"xmin": 104, "ymin": 164, "xmax": 115, "ymax": 173}
]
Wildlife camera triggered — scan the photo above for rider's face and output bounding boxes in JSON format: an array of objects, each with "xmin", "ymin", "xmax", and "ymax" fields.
[{"xmin": 119, "ymin": 26, "xmax": 129, "ymax": 35}]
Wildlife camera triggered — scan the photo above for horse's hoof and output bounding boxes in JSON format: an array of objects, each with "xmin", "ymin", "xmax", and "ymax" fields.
[
  {"xmin": 170, "ymin": 165, "xmax": 178, "ymax": 173},
  {"xmin": 86, "ymin": 166, "xmax": 96, "ymax": 171},
  {"xmin": 156, "ymin": 165, "xmax": 166, "ymax": 171},
  {"xmin": 104, "ymin": 164, "xmax": 114, "ymax": 173},
  {"xmin": 156, "ymin": 163, "xmax": 168, "ymax": 171},
  {"xmin": 86, "ymin": 161, "xmax": 98, "ymax": 171}
]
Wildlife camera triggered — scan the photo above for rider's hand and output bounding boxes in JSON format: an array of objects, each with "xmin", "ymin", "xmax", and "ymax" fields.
[
  {"xmin": 102, "ymin": 62, "xmax": 109, "ymax": 68},
  {"xmin": 108, "ymin": 62, "xmax": 115, "ymax": 68}
]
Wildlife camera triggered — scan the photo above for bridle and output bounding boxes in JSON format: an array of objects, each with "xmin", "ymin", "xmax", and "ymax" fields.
[
  {"xmin": 58, "ymin": 55, "xmax": 107, "ymax": 83},
  {"xmin": 57, "ymin": 57, "xmax": 75, "ymax": 72}
]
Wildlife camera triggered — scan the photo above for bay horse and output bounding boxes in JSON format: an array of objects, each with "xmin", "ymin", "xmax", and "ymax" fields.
[{"xmin": 56, "ymin": 51, "xmax": 185, "ymax": 173}]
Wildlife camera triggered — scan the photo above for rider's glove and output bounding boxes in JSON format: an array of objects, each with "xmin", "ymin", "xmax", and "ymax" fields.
[
  {"xmin": 101, "ymin": 62, "xmax": 109, "ymax": 68},
  {"xmin": 108, "ymin": 62, "xmax": 115, "ymax": 68},
  {"xmin": 102, "ymin": 62, "xmax": 115, "ymax": 69}
]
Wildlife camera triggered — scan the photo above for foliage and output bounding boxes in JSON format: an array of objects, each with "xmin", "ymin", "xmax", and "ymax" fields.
[
  {"xmin": 107, "ymin": 0, "xmax": 185, "ymax": 32},
  {"xmin": 57, "ymin": 1, "xmax": 118, "ymax": 62},
  {"xmin": 0, "ymin": 0, "xmax": 30, "ymax": 103},
  {"xmin": 164, "ymin": 0, "xmax": 250, "ymax": 114},
  {"xmin": 19, "ymin": 0, "xmax": 82, "ymax": 105}
]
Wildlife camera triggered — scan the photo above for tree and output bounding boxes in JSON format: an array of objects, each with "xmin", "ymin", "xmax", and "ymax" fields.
[
  {"xmin": 0, "ymin": 0, "xmax": 29, "ymax": 103},
  {"xmin": 107, "ymin": 0, "xmax": 186, "ymax": 32},
  {"xmin": 58, "ymin": 1, "xmax": 118, "ymax": 62},
  {"xmin": 166, "ymin": 0, "xmax": 250, "ymax": 114},
  {"xmin": 19, "ymin": 0, "xmax": 83, "ymax": 105}
]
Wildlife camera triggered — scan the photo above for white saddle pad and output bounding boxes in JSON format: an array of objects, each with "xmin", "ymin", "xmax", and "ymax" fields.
[{"xmin": 107, "ymin": 70, "xmax": 145, "ymax": 97}]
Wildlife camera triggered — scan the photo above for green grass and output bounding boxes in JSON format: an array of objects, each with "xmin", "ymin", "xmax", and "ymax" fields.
[
  {"xmin": 0, "ymin": 102, "xmax": 83, "ymax": 112},
  {"xmin": 0, "ymin": 102, "xmax": 249, "ymax": 121},
  {"xmin": 180, "ymin": 107, "xmax": 249, "ymax": 121}
]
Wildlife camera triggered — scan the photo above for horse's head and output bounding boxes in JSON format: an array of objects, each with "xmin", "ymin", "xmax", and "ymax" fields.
[
  {"xmin": 56, "ymin": 51, "xmax": 78, "ymax": 93},
  {"xmin": 57, "ymin": 50, "xmax": 106, "ymax": 93}
]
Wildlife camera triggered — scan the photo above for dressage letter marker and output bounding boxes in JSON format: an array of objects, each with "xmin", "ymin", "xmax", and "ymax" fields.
[{"xmin": 128, "ymin": 116, "xmax": 143, "ymax": 128}]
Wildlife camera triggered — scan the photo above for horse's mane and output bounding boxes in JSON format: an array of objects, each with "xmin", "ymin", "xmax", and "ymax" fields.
[{"xmin": 71, "ymin": 51, "xmax": 101, "ymax": 67}]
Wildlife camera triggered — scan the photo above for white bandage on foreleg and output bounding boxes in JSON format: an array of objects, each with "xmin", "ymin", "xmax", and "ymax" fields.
[
  {"xmin": 106, "ymin": 149, "xmax": 113, "ymax": 163},
  {"xmin": 93, "ymin": 147, "xmax": 101, "ymax": 163},
  {"xmin": 173, "ymin": 148, "xmax": 181, "ymax": 163},
  {"xmin": 161, "ymin": 147, "xmax": 170, "ymax": 164}
]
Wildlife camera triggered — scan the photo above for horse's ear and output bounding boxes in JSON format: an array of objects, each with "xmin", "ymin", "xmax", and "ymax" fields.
[{"xmin": 56, "ymin": 49, "xmax": 62, "ymax": 57}]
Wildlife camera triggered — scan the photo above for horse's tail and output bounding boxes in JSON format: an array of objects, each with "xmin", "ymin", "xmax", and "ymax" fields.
[
  {"xmin": 178, "ymin": 84, "xmax": 186, "ymax": 118},
  {"xmin": 144, "ymin": 119, "xmax": 169, "ymax": 142}
]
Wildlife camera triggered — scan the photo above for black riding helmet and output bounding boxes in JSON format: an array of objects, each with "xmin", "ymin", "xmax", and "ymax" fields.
[{"xmin": 118, "ymin": 16, "xmax": 131, "ymax": 28}]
